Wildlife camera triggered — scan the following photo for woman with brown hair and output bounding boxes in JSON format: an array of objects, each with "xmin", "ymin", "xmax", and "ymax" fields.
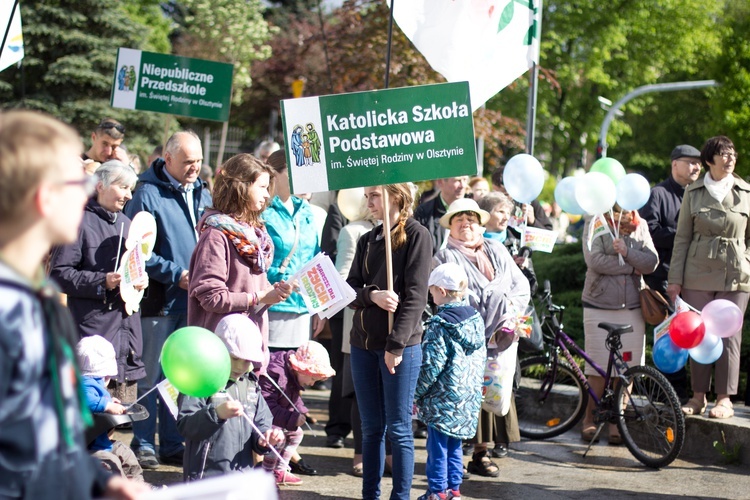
[
  {"xmin": 347, "ymin": 184, "xmax": 432, "ymax": 500},
  {"xmin": 187, "ymin": 153, "xmax": 292, "ymax": 372}
]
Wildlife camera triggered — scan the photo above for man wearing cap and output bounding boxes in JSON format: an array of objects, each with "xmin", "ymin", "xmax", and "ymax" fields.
[{"xmin": 639, "ymin": 144, "xmax": 702, "ymax": 402}]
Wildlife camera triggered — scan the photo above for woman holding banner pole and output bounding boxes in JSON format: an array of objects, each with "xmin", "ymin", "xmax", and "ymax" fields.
[
  {"xmin": 347, "ymin": 184, "xmax": 432, "ymax": 500},
  {"xmin": 188, "ymin": 153, "xmax": 292, "ymax": 373}
]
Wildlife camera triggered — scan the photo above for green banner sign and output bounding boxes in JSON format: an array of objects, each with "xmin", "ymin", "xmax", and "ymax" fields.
[
  {"xmin": 281, "ymin": 82, "xmax": 476, "ymax": 193},
  {"xmin": 110, "ymin": 48, "xmax": 234, "ymax": 122}
]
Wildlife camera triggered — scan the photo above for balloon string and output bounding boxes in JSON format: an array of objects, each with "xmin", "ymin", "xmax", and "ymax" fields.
[
  {"xmin": 609, "ymin": 208, "xmax": 624, "ymax": 266},
  {"xmin": 225, "ymin": 393, "xmax": 288, "ymax": 468}
]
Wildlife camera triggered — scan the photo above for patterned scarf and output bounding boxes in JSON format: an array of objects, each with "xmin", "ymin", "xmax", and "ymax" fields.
[
  {"xmin": 447, "ymin": 234, "xmax": 495, "ymax": 281},
  {"xmin": 203, "ymin": 213, "xmax": 273, "ymax": 273}
]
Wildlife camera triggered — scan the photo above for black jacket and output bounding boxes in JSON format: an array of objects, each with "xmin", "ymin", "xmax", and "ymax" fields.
[
  {"xmin": 347, "ymin": 218, "xmax": 432, "ymax": 355},
  {"xmin": 414, "ymin": 194, "xmax": 447, "ymax": 255},
  {"xmin": 49, "ymin": 198, "xmax": 145, "ymax": 383},
  {"xmin": 638, "ymin": 175, "xmax": 685, "ymax": 283}
]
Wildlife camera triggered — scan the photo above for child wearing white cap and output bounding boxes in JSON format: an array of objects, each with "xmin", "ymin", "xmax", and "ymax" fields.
[
  {"xmin": 259, "ymin": 340, "xmax": 335, "ymax": 485},
  {"xmin": 77, "ymin": 335, "xmax": 145, "ymax": 482},
  {"xmin": 177, "ymin": 314, "xmax": 284, "ymax": 482},
  {"xmin": 415, "ymin": 263, "xmax": 486, "ymax": 500}
]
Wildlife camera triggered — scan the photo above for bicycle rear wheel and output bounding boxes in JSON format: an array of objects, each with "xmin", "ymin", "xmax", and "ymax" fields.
[
  {"xmin": 517, "ymin": 355, "xmax": 587, "ymax": 439},
  {"xmin": 616, "ymin": 365, "xmax": 685, "ymax": 468}
]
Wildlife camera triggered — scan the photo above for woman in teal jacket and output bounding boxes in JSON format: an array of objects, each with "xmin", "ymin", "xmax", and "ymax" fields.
[{"xmin": 264, "ymin": 150, "xmax": 323, "ymax": 350}]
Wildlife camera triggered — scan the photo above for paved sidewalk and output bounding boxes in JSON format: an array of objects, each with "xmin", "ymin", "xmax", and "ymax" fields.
[{"xmin": 117, "ymin": 389, "xmax": 750, "ymax": 499}]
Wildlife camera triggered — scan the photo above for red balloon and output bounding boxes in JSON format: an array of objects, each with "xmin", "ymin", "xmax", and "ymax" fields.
[{"xmin": 669, "ymin": 311, "xmax": 705, "ymax": 349}]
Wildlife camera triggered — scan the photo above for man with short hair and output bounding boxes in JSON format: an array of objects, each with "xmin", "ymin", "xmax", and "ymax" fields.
[
  {"xmin": 639, "ymin": 144, "xmax": 702, "ymax": 402},
  {"xmin": 414, "ymin": 176, "xmax": 469, "ymax": 254},
  {"xmin": 0, "ymin": 110, "xmax": 145, "ymax": 498},
  {"xmin": 125, "ymin": 130, "xmax": 211, "ymax": 469},
  {"xmin": 84, "ymin": 118, "xmax": 125, "ymax": 163}
]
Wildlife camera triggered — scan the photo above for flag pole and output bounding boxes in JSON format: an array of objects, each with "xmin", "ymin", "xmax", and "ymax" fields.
[
  {"xmin": 383, "ymin": 1, "xmax": 396, "ymax": 333},
  {"xmin": 525, "ymin": 0, "xmax": 543, "ymax": 156},
  {"xmin": 384, "ymin": 0, "xmax": 396, "ymax": 90}
]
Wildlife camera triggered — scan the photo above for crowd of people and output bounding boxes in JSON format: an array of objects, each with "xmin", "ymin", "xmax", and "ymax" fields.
[{"xmin": 0, "ymin": 108, "xmax": 745, "ymax": 500}]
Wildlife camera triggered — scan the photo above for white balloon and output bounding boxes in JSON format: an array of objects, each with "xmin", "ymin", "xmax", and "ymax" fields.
[
  {"xmin": 616, "ymin": 173, "xmax": 651, "ymax": 211},
  {"xmin": 503, "ymin": 154, "xmax": 545, "ymax": 204},
  {"xmin": 575, "ymin": 171, "xmax": 616, "ymax": 215},
  {"xmin": 337, "ymin": 187, "xmax": 367, "ymax": 221}
]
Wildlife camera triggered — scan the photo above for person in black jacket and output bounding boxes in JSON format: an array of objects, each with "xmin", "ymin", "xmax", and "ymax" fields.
[
  {"xmin": 347, "ymin": 184, "xmax": 432, "ymax": 500},
  {"xmin": 639, "ymin": 144, "xmax": 702, "ymax": 404},
  {"xmin": 50, "ymin": 160, "xmax": 146, "ymax": 404}
]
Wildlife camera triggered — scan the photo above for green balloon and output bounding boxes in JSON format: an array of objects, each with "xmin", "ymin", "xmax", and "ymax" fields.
[
  {"xmin": 590, "ymin": 157, "xmax": 626, "ymax": 185},
  {"xmin": 161, "ymin": 326, "xmax": 231, "ymax": 398}
]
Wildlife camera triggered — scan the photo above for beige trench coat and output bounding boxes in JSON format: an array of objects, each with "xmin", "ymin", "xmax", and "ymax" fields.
[{"xmin": 668, "ymin": 174, "xmax": 750, "ymax": 292}]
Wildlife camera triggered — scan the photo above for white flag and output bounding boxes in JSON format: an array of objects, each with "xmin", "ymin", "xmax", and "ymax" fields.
[
  {"xmin": 156, "ymin": 379, "xmax": 180, "ymax": 420},
  {"xmin": 391, "ymin": 0, "xmax": 542, "ymax": 111}
]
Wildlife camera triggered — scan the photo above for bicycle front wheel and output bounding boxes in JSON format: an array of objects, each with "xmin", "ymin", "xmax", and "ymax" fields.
[
  {"xmin": 616, "ymin": 365, "xmax": 685, "ymax": 468},
  {"xmin": 517, "ymin": 355, "xmax": 587, "ymax": 439}
]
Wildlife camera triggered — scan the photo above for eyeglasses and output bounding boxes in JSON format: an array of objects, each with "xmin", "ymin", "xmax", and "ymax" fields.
[
  {"xmin": 60, "ymin": 175, "xmax": 98, "ymax": 197},
  {"xmin": 718, "ymin": 151, "xmax": 738, "ymax": 160},
  {"xmin": 97, "ymin": 121, "xmax": 125, "ymax": 134}
]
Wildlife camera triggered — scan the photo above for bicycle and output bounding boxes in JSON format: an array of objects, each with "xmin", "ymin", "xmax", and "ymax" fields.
[{"xmin": 515, "ymin": 281, "xmax": 685, "ymax": 468}]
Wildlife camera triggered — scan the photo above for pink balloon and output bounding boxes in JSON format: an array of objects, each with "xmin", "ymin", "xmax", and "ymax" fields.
[{"xmin": 701, "ymin": 299, "xmax": 743, "ymax": 338}]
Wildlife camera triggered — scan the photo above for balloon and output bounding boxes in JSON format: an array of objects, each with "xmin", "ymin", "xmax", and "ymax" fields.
[
  {"xmin": 574, "ymin": 171, "xmax": 616, "ymax": 215},
  {"xmin": 668, "ymin": 311, "xmax": 705, "ymax": 349},
  {"xmin": 701, "ymin": 299, "xmax": 744, "ymax": 338},
  {"xmin": 616, "ymin": 173, "xmax": 651, "ymax": 211},
  {"xmin": 590, "ymin": 157, "xmax": 626, "ymax": 185},
  {"xmin": 161, "ymin": 326, "xmax": 231, "ymax": 398},
  {"xmin": 503, "ymin": 153, "xmax": 545, "ymax": 204},
  {"xmin": 337, "ymin": 187, "xmax": 367, "ymax": 222},
  {"xmin": 652, "ymin": 335, "xmax": 689, "ymax": 374},
  {"xmin": 554, "ymin": 177, "xmax": 585, "ymax": 215},
  {"xmin": 688, "ymin": 332, "xmax": 724, "ymax": 365}
]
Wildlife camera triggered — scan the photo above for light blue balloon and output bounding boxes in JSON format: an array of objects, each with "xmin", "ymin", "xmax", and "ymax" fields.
[
  {"xmin": 616, "ymin": 173, "xmax": 651, "ymax": 211},
  {"xmin": 554, "ymin": 177, "xmax": 585, "ymax": 215},
  {"xmin": 688, "ymin": 332, "xmax": 724, "ymax": 365},
  {"xmin": 652, "ymin": 334, "xmax": 689, "ymax": 374},
  {"xmin": 503, "ymin": 153, "xmax": 545, "ymax": 204}
]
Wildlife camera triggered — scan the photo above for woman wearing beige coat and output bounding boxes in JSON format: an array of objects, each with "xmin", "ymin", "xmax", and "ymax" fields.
[
  {"xmin": 581, "ymin": 209, "xmax": 658, "ymax": 443},
  {"xmin": 667, "ymin": 135, "xmax": 750, "ymax": 419}
]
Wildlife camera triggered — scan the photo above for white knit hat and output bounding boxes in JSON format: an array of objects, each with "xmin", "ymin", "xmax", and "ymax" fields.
[
  {"xmin": 76, "ymin": 335, "xmax": 118, "ymax": 378},
  {"xmin": 215, "ymin": 314, "xmax": 265, "ymax": 363},
  {"xmin": 428, "ymin": 262, "xmax": 469, "ymax": 292}
]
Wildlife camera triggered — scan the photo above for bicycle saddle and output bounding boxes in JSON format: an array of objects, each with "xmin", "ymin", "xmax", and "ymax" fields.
[
  {"xmin": 597, "ymin": 322, "xmax": 633, "ymax": 336},
  {"xmin": 85, "ymin": 403, "xmax": 149, "ymax": 446}
]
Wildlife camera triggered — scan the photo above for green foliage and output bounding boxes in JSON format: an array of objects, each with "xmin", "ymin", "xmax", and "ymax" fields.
[
  {"xmin": 532, "ymin": 243, "xmax": 585, "ymax": 343},
  {"xmin": 120, "ymin": 0, "xmax": 173, "ymax": 54},
  {"xmin": 0, "ymin": 0, "xmax": 169, "ymax": 160},
  {"xmin": 490, "ymin": 0, "xmax": 725, "ymax": 180},
  {"xmin": 176, "ymin": 0, "xmax": 276, "ymax": 105},
  {"xmin": 714, "ymin": 430, "xmax": 742, "ymax": 465}
]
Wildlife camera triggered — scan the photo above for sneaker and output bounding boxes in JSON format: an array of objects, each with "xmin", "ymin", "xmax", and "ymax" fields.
[
  {"xmin": 446, "ymin": 489, "xmax": 461, "ymax": 499},
  {"xmin": 417, "ymin": 491, "xmax": 447, "ymax": 500},
  {"xmin": 135, "ymin": 449, "xmax": 159, "ymax": 470},
  {"xmin": 273, "ymin": 470, "xmax": 303, "ymax": 486}
]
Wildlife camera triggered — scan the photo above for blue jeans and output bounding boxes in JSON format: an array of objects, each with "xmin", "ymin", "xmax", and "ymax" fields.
[
  {"xmin": 426, "ymin": 426, "xmax": 463, "ymax": 494},
  {"xmin": 131, "ymin": 314, "xmax": 186, "ymax": 457},
  {"xmin": 351, "ymin": 344, "xmax": 422, "ymax": 500}
]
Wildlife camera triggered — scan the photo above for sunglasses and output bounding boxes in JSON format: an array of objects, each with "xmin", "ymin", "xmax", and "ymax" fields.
[
  {"xmin": 60, "ymin": 175, "xmax": 98, "ymax": 197},
  {"xmin": 97, "ymin": 121, "xmax": 126, "ymax": 134}
]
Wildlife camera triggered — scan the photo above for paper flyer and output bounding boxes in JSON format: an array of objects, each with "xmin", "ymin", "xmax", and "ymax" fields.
[
  {"xmin": 291, "ymin": 253, "xmax": 356, "ymax": 318},
  {"xmin": 522, "ymin": 226, "xmax": 558, "ymax": 253}
]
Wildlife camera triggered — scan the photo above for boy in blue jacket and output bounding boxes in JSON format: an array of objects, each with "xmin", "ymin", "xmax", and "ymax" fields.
[{"xmin": 415, "ymin": 263, "xmax": 486, "ymax": 500}]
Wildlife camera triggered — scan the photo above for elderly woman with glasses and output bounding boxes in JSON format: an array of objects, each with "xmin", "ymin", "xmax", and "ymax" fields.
[
  {"xmin": 433, "ymin": 198, "xmax": 530, "ymax": 478},
  {"xmin": 49, "ymin": 160, "xmax": 146, "ymax": 403},
  {"xmin": 667, "ymin": 135, "xmax": 750, "ymax": 420}
]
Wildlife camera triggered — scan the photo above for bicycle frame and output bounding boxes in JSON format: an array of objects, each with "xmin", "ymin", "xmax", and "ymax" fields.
[{"xmin": 540, "ymin": 302, "xmax": 630, "ymax": 411}]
